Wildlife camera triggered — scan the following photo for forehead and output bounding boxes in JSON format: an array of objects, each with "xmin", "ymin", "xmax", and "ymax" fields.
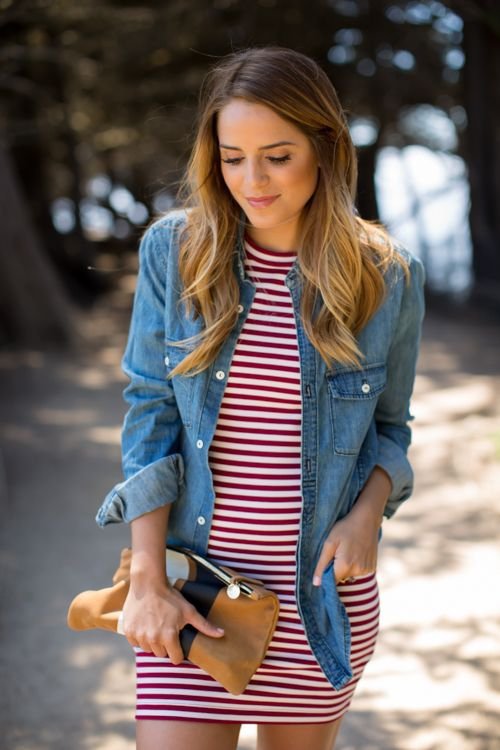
[{"xmin": 217, "ymin": 98, "xmax": 306, "ymax": 145}]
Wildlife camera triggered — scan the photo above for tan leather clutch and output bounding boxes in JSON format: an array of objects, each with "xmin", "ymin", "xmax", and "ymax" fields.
[{"xmin": 67, "ymin": 546, "xmax": 280, "ymax": 695}]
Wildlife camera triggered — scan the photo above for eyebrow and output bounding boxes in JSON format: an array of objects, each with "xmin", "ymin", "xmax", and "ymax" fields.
[{"xmin": 218, "ymin": 140, "xmax": 297, "ymax": 151}]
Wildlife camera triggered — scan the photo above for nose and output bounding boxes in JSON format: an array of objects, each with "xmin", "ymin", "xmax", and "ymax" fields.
[{"xmin": 245, "ymin": 158, "xmax": 269, "ymax": 190}]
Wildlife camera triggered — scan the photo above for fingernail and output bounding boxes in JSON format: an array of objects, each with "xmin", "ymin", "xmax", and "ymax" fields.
[
  {"xmin": 313, "ymin": 575, "xmax": 322, "ymax": 587},
  {"xmin": 216, "ymin": 627, "xmax": 225, "ymax": 634}
]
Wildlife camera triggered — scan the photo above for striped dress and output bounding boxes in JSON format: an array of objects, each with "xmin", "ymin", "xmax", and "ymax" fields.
[{"xmin": 135, "ymin": 235, "xmax": 380, "ymax": 723}]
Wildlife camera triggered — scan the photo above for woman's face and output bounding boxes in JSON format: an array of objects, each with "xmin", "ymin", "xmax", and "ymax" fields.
[{"xmin": 217, "ymin": 98, "xmax": 319, "ymax": 250}]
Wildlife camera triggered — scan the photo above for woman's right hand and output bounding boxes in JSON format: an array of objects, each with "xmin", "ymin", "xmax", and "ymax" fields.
[
  {"xmin": 124, "ymin": 505, "xmax": 224, "ymax": 661},
  {"xmin": 121, "ymin": 579, "xmax": 225, "ymax": 662}
]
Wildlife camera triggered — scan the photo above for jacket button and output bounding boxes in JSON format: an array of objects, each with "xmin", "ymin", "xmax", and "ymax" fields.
[
  {"xmin": 361, "ymin": 382, "xmax": 371, "ymax": 394},
  {"xmin": 196, "ymin": 439, "xmax": 204, "ymax": 449},
  {"xmin": 164, "ymin": 355, "xmax": 170, "ymax": 366},
  {"xmin": 237, "ymin": 304, "xmax": 244, "ymax": 313},
  {"xmin": 197, "ymin": 516, "xmax": 206, "ymax": 525},
  {"xmin": 215, "ymin": 370, "xmax": 225, "ymax": 380}
]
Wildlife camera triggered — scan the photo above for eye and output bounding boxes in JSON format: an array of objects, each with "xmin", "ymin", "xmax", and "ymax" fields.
[
  {"xmin": 268, "ymin": 155, "xmax": 291, "ymax": 164},
  {"xmin": 221, "ymin": 157, "xmax": 243, "ymax": 165}
]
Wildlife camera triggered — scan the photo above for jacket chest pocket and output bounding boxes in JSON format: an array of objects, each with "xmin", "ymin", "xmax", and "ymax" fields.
[
  {"xmin": 326, "ymin": 364, "xmax": 387, "ymax": 455},
  {"xmin": 164, "ymin": 341, "xmax": 195, "ymax": 428}
]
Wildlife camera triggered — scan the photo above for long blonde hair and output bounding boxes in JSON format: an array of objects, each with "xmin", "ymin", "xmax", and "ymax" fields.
[{"xmin": 172, "ymin": 46, "xmax": 407, "ymax": 375}]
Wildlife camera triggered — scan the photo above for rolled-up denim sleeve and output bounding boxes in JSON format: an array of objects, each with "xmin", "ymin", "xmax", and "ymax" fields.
[
  {"xmin": 96, "ymin": 217, "xmax": 185, "ymax": 527},
  {"xmin": 375, "ymin": 254, "xmax": 426, "ymax": 519}
]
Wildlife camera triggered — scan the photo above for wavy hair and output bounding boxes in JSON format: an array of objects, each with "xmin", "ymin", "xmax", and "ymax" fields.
[{"xmin": 171, "ymin": 46, "xmax": 407, "ymax": 375}]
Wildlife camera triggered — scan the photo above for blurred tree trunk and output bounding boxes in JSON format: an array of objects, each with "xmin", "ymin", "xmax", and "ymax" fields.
[
  {"xmin": 0, "ymin": 145, "xmax": 76, "ymax": 347},
  {"xmin": 356, "ymin": 142, "xmax": 380, "ymax": 221},
  {"xmin": 9, "ymin": 32, "xmax": 97, "ymax": 299},
  {"xmin": 354, "ymin": 0, "xmax": 382, "ymax": 223},
  {"xmin": 461, "ymin": 5, "xmax": 500, "ymax": 305}
]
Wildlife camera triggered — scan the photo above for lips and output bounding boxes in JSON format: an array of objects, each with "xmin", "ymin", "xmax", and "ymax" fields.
[{"xmin": 246, "ymin": 195, "xmax": 279, "ymax": 208}]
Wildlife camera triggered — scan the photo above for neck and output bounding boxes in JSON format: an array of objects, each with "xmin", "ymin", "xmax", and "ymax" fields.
[{"xmin": 245, "ymin": 222, "xmax": 301, "ymax": 254}]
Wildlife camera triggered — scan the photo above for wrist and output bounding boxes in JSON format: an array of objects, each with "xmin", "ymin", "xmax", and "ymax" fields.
[
  {"xmin": 350, "ymin": 496, "xmax": 385, "ymax": 529},
  {"xmin": 129, "ymin": 571, "xmax": 169, "ymax": 599},
  {"xmin": 352, "ymin": 466, "xmax": 392, "ymax": 527},
  {"xmin": 130, "ymin": 550, "xmax": 168, "ymax": 586}
]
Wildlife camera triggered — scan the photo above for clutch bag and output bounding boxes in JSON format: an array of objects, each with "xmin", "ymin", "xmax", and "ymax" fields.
[{"xmin": 67, "ymin": 546, "xmax": 280, "ymax": 695}]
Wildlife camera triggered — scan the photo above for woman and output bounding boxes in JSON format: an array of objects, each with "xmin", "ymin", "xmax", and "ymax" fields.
[{"xmin": 97, "ymin": 46, "xmax": 425, "ymax": 750}]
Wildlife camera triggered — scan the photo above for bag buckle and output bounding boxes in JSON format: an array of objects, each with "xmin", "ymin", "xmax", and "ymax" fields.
[{"xmin": 226, "ymin": 582, "xmax": 241, "ymax": 599}]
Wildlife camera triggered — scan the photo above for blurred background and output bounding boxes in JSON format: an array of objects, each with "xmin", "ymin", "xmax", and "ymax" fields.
[
  {"xmin": 1, "ymin": 0, "xmax": 499, "ymax": 344},
  {"xmin": 0, "ymin": 1, "xmax": 499, "ymax": 749}
]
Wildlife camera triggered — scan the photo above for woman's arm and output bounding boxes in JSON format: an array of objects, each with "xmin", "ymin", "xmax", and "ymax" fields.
[
  {"xmin": 373, "ymin": 253, "xmax": 426, "ymax": 518},
  {"xmin": 313, "ymin": 254, "xmax": 425, "ymax": 586},
  {"xmin": 313, "ymin": 466, "xmax": 391, "ymax": 585},
  {"xmin": 96, "ymin": 216, "xmax": 185, "ymax": 527},
  {"xmin": 122, "ymin": 506, "xmax": 224, "ymax": 660}
]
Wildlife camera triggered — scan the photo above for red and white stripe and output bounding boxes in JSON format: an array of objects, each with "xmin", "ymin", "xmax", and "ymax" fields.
[{"xmin": 136, "ymin": 236, "xmax": 379, "ymax": 723}]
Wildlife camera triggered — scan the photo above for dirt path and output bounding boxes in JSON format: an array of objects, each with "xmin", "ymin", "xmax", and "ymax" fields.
[{"xmin": 1, "ymin": 302, "xmax": 499, "ymax": 750}]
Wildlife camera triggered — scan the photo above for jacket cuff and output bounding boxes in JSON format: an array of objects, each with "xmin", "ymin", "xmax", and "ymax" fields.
[
  {"xmin": 95, "ymin": 453, "xmax": 184, "ymax": 527},
  {"xmin": 376, "ymin": 435, "xmax": 414, "ymax": 519}
]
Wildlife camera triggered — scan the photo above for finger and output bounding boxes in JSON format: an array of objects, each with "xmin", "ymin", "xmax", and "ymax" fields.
[
  {"xmin": 133, "ymin": 630, "xmax": 161, "ymax": 655},
  {"xmin": 149, "ymin": 641, "xmax": 168, "ymax": 658},
  {"xmin": 188, "ymin": 608, "xmax": 225, "ymax": 638},
  {"xmin": 312, "ymin": 539, "xmax": 338, "ymax": 587},
  {"xmin": 122, "ymin": 626, "xmax": 139, "ymax": 649},
  {"xmin": 137, "ymin": 627, "xmax": 183, "ymax": 663},
  {"xmin": 164, "ymin": 632, "xmax": 185, "ymax": 665},
  {"xmin": 137, "ymin": 638, "xmax": 154, "ymax": 654}
]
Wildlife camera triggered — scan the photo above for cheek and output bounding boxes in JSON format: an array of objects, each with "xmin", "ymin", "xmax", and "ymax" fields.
[
  {"xmin": 288, "ymin": 162, "xmax": 319, "ymax": 200},
  {"xmin": 220, "ymin": 168, "xmax": 242, "ymax": 201},
  {"xmin": 307, "ymin": 165, "xmax": 320, "ymax": 197},
  {"xmin": 221, "ymin": 169, "xmax": 240, "ymax": 205}
]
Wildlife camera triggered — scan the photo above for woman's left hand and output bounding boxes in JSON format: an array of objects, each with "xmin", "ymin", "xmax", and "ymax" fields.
[{"xmin": 312, "ymin": 466, "xmax": 392, "ymax": 586}]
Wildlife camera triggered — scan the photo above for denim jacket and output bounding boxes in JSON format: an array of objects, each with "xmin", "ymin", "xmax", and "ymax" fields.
[{"xmin": 96, "ymin": 210, "xmax": 425, "ymax": 689}]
